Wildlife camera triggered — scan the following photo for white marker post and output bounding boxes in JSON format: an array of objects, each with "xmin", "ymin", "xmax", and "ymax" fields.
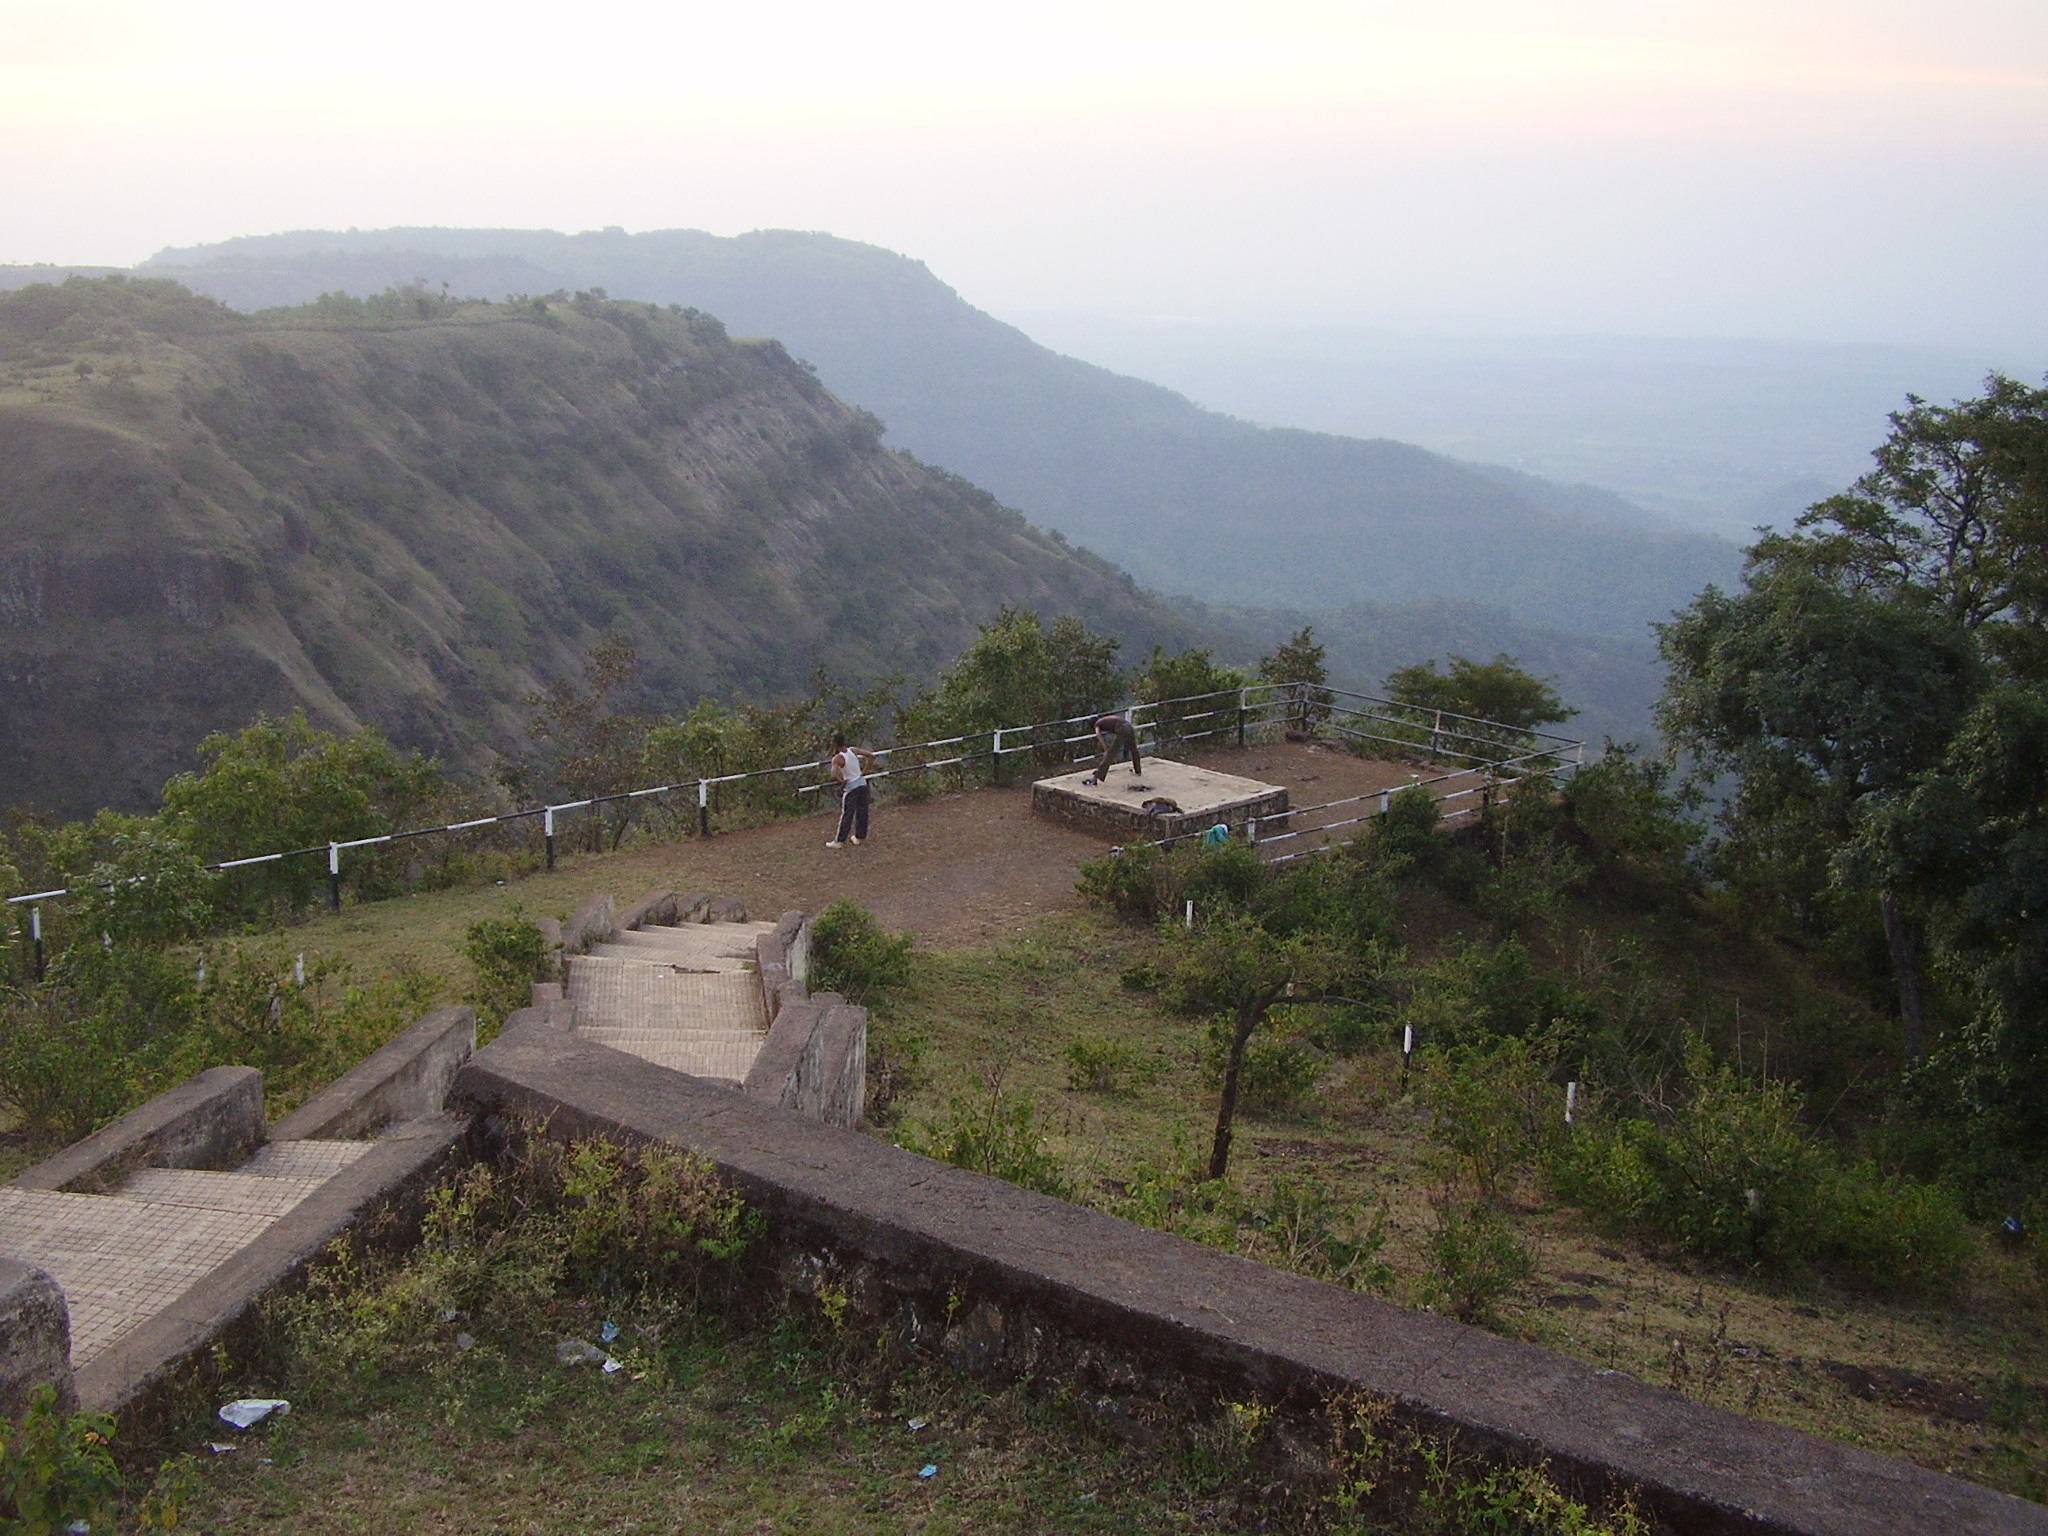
[
  {"xmin": 1565, "ymin": 1081, "xmax": 1578, "ymax": 1125},
  {"xmin": 1184, "ymin": 899, "xmax": 1195, "ymax": 929}
]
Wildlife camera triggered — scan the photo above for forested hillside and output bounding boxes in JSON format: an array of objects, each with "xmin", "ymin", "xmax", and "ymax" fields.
[
  {"xmin": 117, "ymin": 228, "xmax": 1741, "ymax": 638},
  {"xmin": 0, "ymin": 277, "xmax": 1199, "ymax": 816}
]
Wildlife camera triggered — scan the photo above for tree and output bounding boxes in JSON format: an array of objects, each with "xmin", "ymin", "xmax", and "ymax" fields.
[
  {"xmin": 1384, "ymin": 653, "xmax": 1574, "ymax": 764},
  {"xmin": 158, "ymin": 711, "xmax": 444, "ymax": 914},
  {"xmin": 1654, "ymin": 375, "xmax": 2048, "ymax": 1072},
  {"xmin": 1131, "ymin": 645, "xmax": 1248, "ymax": 749},
  {"xmin": 907, "ymin": 606, "xmax": 1122, "ymax": 765},
  {"xmin": 1258, "ymin": 626, "xmax": 1330, "ymax": 736},
  {"xmin": 1657, "ymin": 570, "xmax": 1982, "ymax": 1057},
  {"xmin": 1165, "ymin": 910, "xmax": 1347, "ymax": 1179},
  {"xmin": 524, "ymin": 636, "xmax": 651, "ymax": 850}
]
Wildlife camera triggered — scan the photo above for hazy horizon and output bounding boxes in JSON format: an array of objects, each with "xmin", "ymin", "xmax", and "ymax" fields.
[{"xmin": 4, "ymin": 0, "xmax": 2043, "ymax": 351}]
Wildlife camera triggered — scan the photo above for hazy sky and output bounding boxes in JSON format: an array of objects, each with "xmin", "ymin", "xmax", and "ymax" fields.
[{"xmin": 4, "ymin": 0, "xmax": 2044, "ymax": 347}]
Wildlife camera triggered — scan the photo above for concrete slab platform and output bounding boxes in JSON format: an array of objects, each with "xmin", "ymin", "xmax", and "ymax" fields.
[{"xmin": 1031, "ymin": 758, "xmax": 1289, "ymax": 842}]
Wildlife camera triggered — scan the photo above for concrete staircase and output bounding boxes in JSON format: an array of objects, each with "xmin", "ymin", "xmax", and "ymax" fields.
[
  {"xmin": 0, "ymin": 1142, "xmax": 374, "ymax": 1369},
  {"xmin": 566, "ymin": 920, "xmax": 776, "ymax": 1084}
]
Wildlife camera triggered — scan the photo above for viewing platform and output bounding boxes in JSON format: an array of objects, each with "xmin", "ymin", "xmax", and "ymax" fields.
[{"xmin": 1031, "ymin": 757, "xmax": 1289, "ymax": 842}]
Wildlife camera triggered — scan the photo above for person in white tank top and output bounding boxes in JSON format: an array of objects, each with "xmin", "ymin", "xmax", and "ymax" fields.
[{"xmin": 826, "ymin": 730, "xmax": 878, "ymax": 848}]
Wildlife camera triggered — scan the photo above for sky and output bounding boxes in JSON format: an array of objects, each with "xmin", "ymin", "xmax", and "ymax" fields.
[{"xmin": 3, "ymin": 0, "xmax": 2045, "ymax": 348}]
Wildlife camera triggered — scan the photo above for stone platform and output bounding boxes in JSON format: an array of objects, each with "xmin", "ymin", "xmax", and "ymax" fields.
[{"xmin": 1031, "ymin": 758, "xmax": 1288, "ymax": 842}]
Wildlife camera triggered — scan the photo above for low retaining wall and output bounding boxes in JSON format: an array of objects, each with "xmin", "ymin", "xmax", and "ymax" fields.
[
  {"xmin": 747, "ymin": 911, "xmax": 865, "ymax": 1127},
  {"xmin": 271, "ymin": 1006, "xmax": 477, "ymax": 1142},
  {"xmin": 453, "ymin": 1018, "xmax": 2046, "ymax": 1536},
  {"xmin": 13, "ymin": 1067, "xmax": 264, "ymax": 1193}
]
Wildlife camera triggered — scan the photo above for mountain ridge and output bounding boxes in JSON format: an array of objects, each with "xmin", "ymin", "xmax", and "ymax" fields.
[
  {"xmin": 0, "ymin": 277, "xmax": 1203, "ymax": 816},
  {"xmin": 107, "ymin": 227, "xmax": 1740, "ymax": 639}
]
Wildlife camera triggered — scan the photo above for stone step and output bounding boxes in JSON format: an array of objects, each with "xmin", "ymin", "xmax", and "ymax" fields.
[
  {"xmin": 0, "ymin": 1186, "xmax": 273, "ymax": 1368},
  {"xmin": 577, "ymin": 1032, "xmax": 761, "ymax": 1080},
  {"xmin": 567, "ymin": 960, "xmax": 766, "ymax": 1033},
  {"xmin": 240, "ymin": 1140, "xmax": 375, "ymax": 1180},
  {"xmin": 116, "ymin": 1168, "xmax": 326, "ymax": 1219},
  {"xmin": 585, "ymin": 942, "xmax": 750, "ymax": 972}
]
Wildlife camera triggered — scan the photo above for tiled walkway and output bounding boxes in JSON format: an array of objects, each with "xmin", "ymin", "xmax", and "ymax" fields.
[
  {"xmin": 566, "ymin": 920, "xmax": 774, "ymax": 1083},
  {"xmin": 0, "ymin": 1140, "xmax": 372, "ymax": 1365}
]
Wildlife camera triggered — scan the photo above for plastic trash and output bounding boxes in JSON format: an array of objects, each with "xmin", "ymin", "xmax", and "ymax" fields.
[
  {"xmin": 602, "ymin": 1357, "xmax": 625, "ymax": 1375},
  {"xmin": 599, "ymin": 1321, "xmax": 620, "ymax": 1343},
  {"xmin": 218, "ymin": 1399, "xmax": 290, "ymax": 1429},
  {"xmin": 918, "ymin": 1464, "xmax": 938, "ymax": 1479},
  {"xmin": 906, "ymin": 1417, "xmax": 928, "ymax": 1431},
  {"xmin": 555, "ymin": 1338, "xmax": 609, "ymax": 1367},
  {"xmin": 1200, "ymin": 822, "xmax": 1230, "ymax": 847},
  {"xmin": 207, "ymin": 1443, "xmax": 236, "ymax": 1455}
]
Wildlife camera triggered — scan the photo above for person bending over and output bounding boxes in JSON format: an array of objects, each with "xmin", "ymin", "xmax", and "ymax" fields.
[
  {"xmin": 826, "ymin": 731, "xmax": 878, "ymax": 848},
  {"xmin": 1084, "ymin": 713, "xmax": 1142, "ymax": 785}
]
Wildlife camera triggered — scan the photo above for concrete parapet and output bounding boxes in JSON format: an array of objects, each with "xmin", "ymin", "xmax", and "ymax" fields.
[
  {"xmin": 746, "ymin": 913, "xmax": 862, "ymax": 1127},
  {"xmin": 535, "ymin": 917, "xmax": 565, "ymax": 979},
  {"xmin": 617, "ymin": 889, "xmax": 679, "ymax": 932},
  {"xmin": 0, "ymin": 1260, "xmax": 74, "ymax": 1415},
  {"xmin": 14, "ymin": 1067, "xmax": 265, "ymax": 1193},
  {"xmin": 561, "ymin": 894, "xmax": 616, "ymax": 956},
  {"xmin": 77, "ymin": 1113, "xmax": 467, "ymax": 1422},
  {"xmin": 270, "ymin": 1006, "xmax": 477, "ymax": 1142},
  {"xmin": 755, "ymin": 911, "xmax": 809, "ymax": 1024},
  {"xmin": 677, "ymin": 892, "xmax": 714, "ymax": 923},
  {"xmin": 455, "ymin": 1017, "xmax": 2046, "ymax": 1536}
]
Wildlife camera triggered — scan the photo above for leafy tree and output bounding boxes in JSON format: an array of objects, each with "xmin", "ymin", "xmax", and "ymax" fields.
[
  {"xmin": 1164, "ymin": 910, "xmax": 1349, "ymax": 1179},
  {"xmin": 524, "ymin": 636, "xmax": 652, "ymax": 850},
  {"xmin": 1130, "ymin": 645, "xmax": 1248, "ymax": 748},
  {"xmin": 905, "ymin": 606, "xmax": 1122, "ymax": 764},
  {"xmin": 1384, "ymin": 653, "xmax": 1574, "ymax": 762},
  {"xmin": 1258, "ymin": 625, "xmax": 1331, "ymax": 736},
  {"xmin": 158, "ymin": 710, "xmax": 444, "ymax": 914}
]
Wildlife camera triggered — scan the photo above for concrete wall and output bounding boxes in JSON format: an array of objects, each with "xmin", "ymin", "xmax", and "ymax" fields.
[
  {"xmin": 0, "ymin": 1260, "xmax": 73, "ymax": 1415},
  {"xmin": 270, "ymin": 1006, "xmax": 477, "ymax": 1142},
  {"xmin": 13, "ymin": 1067, "xmax": 264, "ymax": 1193},
  {"xmin": 560, "ymin": 894, "xmax": 616, "ymax": 957},
  {"xmin": 454, "ymin": 1017, "xmax": 2048, "ymax": 1536},
  {"xmin": 746, "ymin": 911, "xmax": 865, "ymax": 1128}
]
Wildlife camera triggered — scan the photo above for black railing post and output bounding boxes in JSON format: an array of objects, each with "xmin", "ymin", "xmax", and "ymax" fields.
[
  {"xmin": 544, "ymin": 807, "xmax": 557, "ymax": 870},
  {"xmin": 1236, "ymin": 689, "xmax": 1246, "ymax": 749},
  {"xmin": 698, "ymin": 780, "xmax": 711, "ymax": 838},
  {"xmin": 30, "ymin": 905, "xmax": 44, "ymax": 982},
  {"xmin": 327, "ymin": 843, "xmax": 342, "ymax": 912}
]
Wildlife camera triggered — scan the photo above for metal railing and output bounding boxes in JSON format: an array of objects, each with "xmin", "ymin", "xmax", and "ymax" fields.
[{"xmin": 3, "ymin": 680, "xmax": 1583, "ymax": 970}]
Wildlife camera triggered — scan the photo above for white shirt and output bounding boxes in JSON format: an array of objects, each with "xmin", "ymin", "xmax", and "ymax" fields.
[{"xmin": 836, "ymin": 748, "xmax": 867, "ymax": 792}]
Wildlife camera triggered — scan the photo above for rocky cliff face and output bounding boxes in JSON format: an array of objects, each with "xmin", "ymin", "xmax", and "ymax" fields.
[{"xmin": 0, "ymin": 279, "xmax": 1193, "ymax": 815}]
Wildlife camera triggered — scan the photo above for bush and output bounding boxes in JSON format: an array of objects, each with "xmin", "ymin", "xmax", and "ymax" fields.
[
  {"xmin": 1416, "ymin": 1033, "xmax": 1567, "ymax": 1201},
  {"xmin": 1423, "ymin": 1197, "xmax": 1534, "ymax": 1323},
  {"xmin": 1378, "ymin": 783, "xmax": 1444, "ymax": 866},
  {"xmin": 1077, "ymin": 838, "xmax": 1267, "ymax": 925},
  {"xmin": 0, "ymin": 1384, "xmax": 121, "ymax": 1533},
  {"xmin": 462, "ymin": 909, "xmax": 551, "ymax": 1032},
  {"xmin": 904, "ymin": 1075, "xmax": 1071, "ymax": 1199},
  {"xmin": 809, "ymin": 900, "xmax": 913, "ymax": 1005},
  {"xmin": 0, "ymin": 986, "xmax": 140, "ymax": 1144},
  {"xmin": 1065, "ymin": 1034, "xmax": 1142, "ymax": 1094},
  {"xmin": 1554, "ymin": 1048, "xmax": 1974, "ymax": 1294}
]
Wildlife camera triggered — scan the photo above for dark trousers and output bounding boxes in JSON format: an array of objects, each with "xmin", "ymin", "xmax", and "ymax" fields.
[
  {"xmin": 836, "ymin": 783, "xmax": 871, "ymax": 842},
  {"xmin": 1093, "ymin": 721, "xmax": 1142, "ymax": 778}
]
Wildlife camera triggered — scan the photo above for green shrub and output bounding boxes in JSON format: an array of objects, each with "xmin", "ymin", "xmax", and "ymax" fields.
[
  {"xmin": 809, "ymin": 900, "xmax": 913, "ymax": 1005},
  {"xmin": 1065, "ymin": 1034, "xmax": 1142, "ymax": 1094},
  {"xmin": 1416, "ymin": 1032, "xmax": 1566, "ymax": 1200},
  {"xmin": 0, "ymin": 987, "xmax": 140, "ymax": 1144},
  {"xmin": 904, "ymin": 1077, "xmax": 1071, "ymax": 1199},
  {"xmin": 462, "ymin": 908, "xmax": 550, "ymax": 1032},
  {"xmin": 1811, "ymin": 1159, "xmax": 1974, "ymax": 1297},
  {"xmin": 0, "ymin": 1383, "xmax": 121, "ymax": 1533},
  {"xmin": 1423, "ymin": 1197, "xmax": 1534, "ymax": 1323},
  {"xmin": 1555, "ymin": 1048, "xmax": 1974, "ymax": 1294},
  {"xmin": 1378, "ymin": 783, "xmax": 1444, "ymax": 865}
]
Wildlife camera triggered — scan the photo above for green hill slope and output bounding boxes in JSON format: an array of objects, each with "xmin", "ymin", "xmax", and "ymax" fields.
[
  {"xmin": 0, "ymin": 278, "xmax": 1199, "ymax": 816},
  {"xmin": 128, "ymin": 228, "xmax": 1740, "ymax": 638}
]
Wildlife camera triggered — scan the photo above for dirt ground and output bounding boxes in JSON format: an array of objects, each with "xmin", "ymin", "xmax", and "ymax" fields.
[{"xmin": 547, "ymin": 740, "xmax": 1470, "ymax": 947}]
